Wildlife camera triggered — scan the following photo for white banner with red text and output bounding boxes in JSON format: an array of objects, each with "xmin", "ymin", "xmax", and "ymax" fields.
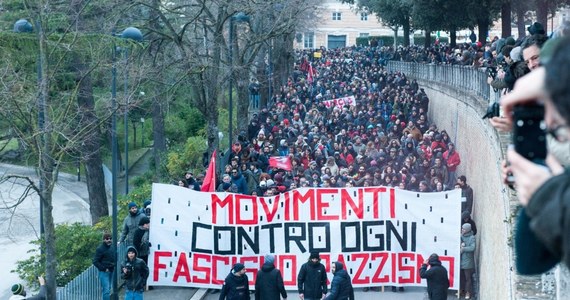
[
  {"xmin": 322, "ymin": 95, "xmax": 356, "ymax": 109},
  {"xmin": 148, "ymin": 183, "xmax": 461, "ymax": 290}
]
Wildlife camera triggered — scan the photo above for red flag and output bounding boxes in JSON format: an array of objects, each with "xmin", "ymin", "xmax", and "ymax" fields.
[
  {"xmin": 307, "ymin": 63, "xmax": 315, "ymax": 84},
  {"xmin": 269, "ymin": 156, "xmax": 292, "ymax": 171},
  {"xmin": 201, "ymin": 150, "xmax": 216, "ymax": 192}
]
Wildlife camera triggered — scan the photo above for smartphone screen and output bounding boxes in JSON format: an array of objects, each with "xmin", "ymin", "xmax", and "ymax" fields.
[{"xmin": 512, "ymin": 104, "xmax": 547, "ymax": 163}]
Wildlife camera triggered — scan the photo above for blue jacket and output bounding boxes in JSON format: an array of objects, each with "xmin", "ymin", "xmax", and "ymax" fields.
[
  {"xmin": 325, "ymin": 262, "xmax": 354, "ymax": 300},
  {"xmin": 231, "ymin": 173, "xmax": 249, "ymax": 194}
]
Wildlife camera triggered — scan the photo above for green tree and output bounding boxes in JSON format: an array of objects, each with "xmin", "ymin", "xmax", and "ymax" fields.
[
  {"xmin": 412, "ymin": 0, "xmax": 473, "ymax": 47},
  {"xmin": 344, "ymin": 0, "xmax": 413, "ymax": 46},
  {"xmin": 465, "ymin": 0, "xmax": 503, "ymax": 43}
]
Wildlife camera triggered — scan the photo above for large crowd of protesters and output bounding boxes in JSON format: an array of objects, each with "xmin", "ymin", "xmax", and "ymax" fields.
[{"xmin": 179, "ymin": 43, "xmax": 474, "ymax": 212}]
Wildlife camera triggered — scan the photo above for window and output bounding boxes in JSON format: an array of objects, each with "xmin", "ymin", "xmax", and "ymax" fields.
[
  {"xmin": 360, "ymin": 12, "xmax": 368, "ymax": 21},
  {"xmin": 304, "ymin": 32, "xmax": 314, "ymax": 49},
  {"xmin": 332, "ymin": 12, "xmax": 342, "ymax": 21}
]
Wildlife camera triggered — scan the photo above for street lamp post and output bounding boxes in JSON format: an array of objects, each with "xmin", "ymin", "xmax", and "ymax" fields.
[
  {"xmin": 110, "ymin": 29, "xmax": 120, "ymax": 300},
  {"xmin": 13, "ymin": 19, "xmax": 44, "ymax": 237},
  {"xmin": 111, "ymin": 26, "xmax": 142, "ymax": 300},
  {"xmin": 228, "ymin": 12, "xmax": 250, "ymax": 145},
  {"xmin": 120, "ymin": 27, "xmax": 143, "ymax": 195}
]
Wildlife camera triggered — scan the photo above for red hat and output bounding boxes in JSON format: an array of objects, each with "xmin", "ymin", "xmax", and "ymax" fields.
[{"xmin": 283, "ymin": 119, "xmax": 290, "ymax": 125}]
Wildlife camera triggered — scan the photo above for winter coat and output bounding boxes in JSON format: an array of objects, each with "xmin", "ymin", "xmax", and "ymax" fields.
[
  {"xmin": 92, "ymin": 242, "xmax": 116, "ymax": 272},
  {"xmin": 9, "ymin": 285, "xmax": 46, "ymax": 300},
  {"xmin": 133, "ymin": 226, "xmax": 150, "ymax": 258},
  {"xmin": 443, "ymin": 149, "xmax": 461, "ymax": 172},
  {"xmin": 324, "ymin": 262, "xmax": 354, "ymax": 300},
  {"xmin": 231, "ymin": 173, "xmax": 249, "ymax": 195},
  {"xmin": 255, "ymin": 263, "xmax": 287, "ymax": 300},
  {"xmin": 461, "ymin": 185, "xmax": 474, "ymax": 214},
  {"xmin": 297, "ymin": 260, "xmax": 327, "ymax": 298},
  {"xmin": 460, "ymin": 231, "xmax": 476, "ymax": 269},
  {"xmin": 120, "ymin": 209, "xmax": 146, "ymax": 246},
  {"xmin": 419, "ymin": 258, "xmax": 449, "ymax": 300},
  {"xmin": 121, "ymin": 247, "xmax": 149, "ymax": 292},
  {"xmin": 516, "ymin": 169, "xmax": 570, "ymax": 274},
  {"xmin": 219, "ymin": 272, "xmax": 250, "ymax": 300}
]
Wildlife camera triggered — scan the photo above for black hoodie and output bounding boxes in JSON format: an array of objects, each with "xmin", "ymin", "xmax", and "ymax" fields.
[
  {"xmin": 219, "ymin": 270, "xmax": 250, "ymax": 300},
  {"xmin": 419, "ymin": 256, "xmax": 449, "ymax": 300},
  {"xmin": 254, "ymin": 263, "xmax": 287, "ymax": 300}
]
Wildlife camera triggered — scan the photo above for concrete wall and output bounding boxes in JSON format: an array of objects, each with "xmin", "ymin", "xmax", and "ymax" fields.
[{"xmin": 419, "ymin": 81, "xmax": 515, "ymax": 300}]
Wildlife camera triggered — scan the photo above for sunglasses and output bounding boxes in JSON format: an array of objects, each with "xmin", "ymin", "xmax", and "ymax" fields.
[{"xmin": 104, "ymin": 238, "xmax": 112, "ymax": 241}]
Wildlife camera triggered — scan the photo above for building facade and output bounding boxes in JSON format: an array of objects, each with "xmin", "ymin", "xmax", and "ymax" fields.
[{"xmin": 294, "ymin": 0, "xmax": 392, "ymax": 49}]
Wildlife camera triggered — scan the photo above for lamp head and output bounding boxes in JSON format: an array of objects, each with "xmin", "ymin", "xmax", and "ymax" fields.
[
  {"xmin": 14, "ymin": 19, "xmax": 33, "ymax": 33},
  {"xmin": 121, "ymin": 27, "xmax": 143, "ymax": 42}
]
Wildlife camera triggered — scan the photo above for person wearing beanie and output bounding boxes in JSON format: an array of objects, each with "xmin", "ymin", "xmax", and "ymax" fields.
[
  {"xmin": 460, "ymin": 221, "xmax": 476, "ymax": 299},
  {"xmin": 324, "ymin": 261, "xmax": 354, "ymax": 300},
  {"xmin": 119, "ymin": 201, "xmax": 146, "ymax": 247},
  {"xmin": 461, "ymin": 211, "xmax": 478, "ymax": 235},
  {"xmin": 93, "ymin": 232, "xmax": 116, "ymax": 300},
  {"xmin": 10, "ymin": 276, "xmax": 46, "ymax": 300},
  {"xmin": 419, "ymin": 253, "xmax": 450, "ymax": 300},
  {"xmin": 219, "ymin": 263, "xmax": 250, "ymax": 300},
  {"xmin": 297, "ymin": 252, "xmax": 327, "ymax": 300},
  {"xmin": 255, "ymin": 254, "xmax": 287, "ymax": 300},
  {"xmin": 133, "ymin": 216, "xmax": 151, "ymax": 265},
  {"xmin": 121, "ymin": 246, "xmax": 149, "ymax": 300}
]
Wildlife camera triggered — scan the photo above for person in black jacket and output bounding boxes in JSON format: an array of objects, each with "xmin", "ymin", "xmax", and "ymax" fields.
[
  {"xmin": 92, "ymin": 233, "xmax": 115, "ymax": 300},
  {"xmin": 324, "ymin": 261, "xmax": 354, "ymax": 300},
  {"xmin": 255, "ymin": 254, "xmax": 287, "ymax": 300},
  {"xmin": 133, "ymin": 216, "xmax": 151, "ymax": 264},
  {"xmin": 461, "ymin": 211, "xmax": 478, "ymax": 235},
  {"xmin": 121, "ymin": 246, "xmax": 149, "ymax": 300},
  {"xmin": 219, "ymin": 263, "xmax": 251, "ymax": 300},
  {"xmin": 297, "ymin": 252, "xmax": 327, "ymax": 300},
  {"xmin": 419, "ymin": 253, "xmax": 450, "ymax": 300}
]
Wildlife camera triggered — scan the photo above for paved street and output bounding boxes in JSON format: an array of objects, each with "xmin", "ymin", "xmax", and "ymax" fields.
[
  {"xmin": 201, "ymin": 286, "xmax": 462, "ymax": 300},
  {"xmin": 0, "ymin": 163, "xmax": 91, "ymax": 299}
]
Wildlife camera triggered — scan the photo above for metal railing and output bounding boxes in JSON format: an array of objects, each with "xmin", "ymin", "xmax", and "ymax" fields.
[
  {"xmin": 386, "ymin": 61, "xmax": 501, "ymax": 104},
  {"xmin": 56, "ymin": 244, "xmax": 127, "ymax": 299}
]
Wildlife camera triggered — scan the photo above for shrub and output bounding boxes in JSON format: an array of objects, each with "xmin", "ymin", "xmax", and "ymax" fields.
[{"xmin": 12, "ymin": 223, "xmax": 103, "ymax": 288}]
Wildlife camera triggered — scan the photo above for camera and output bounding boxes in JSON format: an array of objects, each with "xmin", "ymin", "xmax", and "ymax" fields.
[
  {"xmin": 486, "ymin": 66, "xmax": 497, "ymax": 80},
  {"xmin": 123, "ymin": 262, "xmax": 134, "ymax": 276},
  {"xmin": 482, "ymin": 102, "xmax": 500, "ymax": 119},
  {"xmin": 512, "ymin": 104, "xmax": 547, "ymax": 163}
]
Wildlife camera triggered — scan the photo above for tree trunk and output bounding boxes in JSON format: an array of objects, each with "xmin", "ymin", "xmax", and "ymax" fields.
[
  {"xmin": 236, "ymin": 68, "xmax": 249, "ymax": 138},
  {"xmin": 515, "ymin": 2, "xmax": 526, "ymax": 38},
  {"xmin": 535, "ymin": 0, "xmax": 548, "ymax": 33},
  {"xmin": 256, "ymin": 43, "xmax": 268, "ymax": 109},
  {"xmin": 501, "ymin": 1, "xmax": 512, "ymax": 38},
  {"xmin": 151, "ymin": 91, "xmax": 167, "ymax": 180},
  {"xmin": 403, "ymin": 21, "xmax": 411, "ymax": 46},
  {"xmin": 36, "ymin": 9, "xmax": 57, "ymax": 298},
  {"xmin": 450, "ymin": 30, "xmax": 457, "ymax": 48},
  {"xmin": 424, "ymin": 30, "xmax": 431, "ymax": 48},
  {"xmin": 71, "ymin": 54, "xmax": 109, "ymax": 224},
  {"xmin": 148, "ymin": 0, "xmax": 168, "ymax": 181},
  {"xmin": 68, "ymin": 0, "xmax": 109, "ymax": 223},
  {"xmin": 273, "ymin": 33, "xmax": 295, "ymax": 87},
  {"xmin": 478, "ymin": 19, "xmax": 489, "ymax": 43},
  {"xmin": 393, "ymin": 27, "xmax": 398, "ymax": 47}
]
